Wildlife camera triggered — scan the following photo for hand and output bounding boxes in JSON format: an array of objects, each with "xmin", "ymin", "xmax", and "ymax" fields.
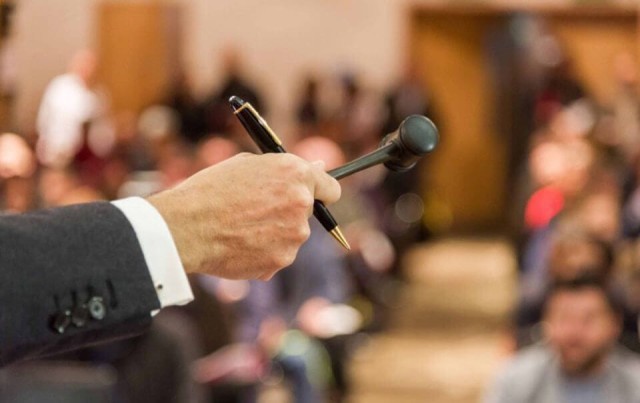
[{"xmin": 148, "ymin": 152, "xmax": 341, "ymax": 280}]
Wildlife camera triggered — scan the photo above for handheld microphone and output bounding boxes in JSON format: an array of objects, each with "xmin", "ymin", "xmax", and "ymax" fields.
[{"xmin": 328, "ymin": 115, "xmax": 439, "ymax": 180}]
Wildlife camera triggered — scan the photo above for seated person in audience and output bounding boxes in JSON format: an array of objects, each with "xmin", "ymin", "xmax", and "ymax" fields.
[
  {"xmin": 486, "ymin": 276, "xmax": 640, "ymax": 403},
  {"xmin": 516, "ymin": 227, "xmax": 614, "ymax": 346}
]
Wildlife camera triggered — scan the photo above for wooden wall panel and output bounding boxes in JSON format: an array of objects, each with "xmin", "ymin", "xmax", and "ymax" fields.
[
  {"xmin": 97, "ymin": 2, "xmax": 181, "ymax": 114},
  {"xmin": 410, "ymin": 13, "xmax": 508, "ymax": 231},
  {"xmin": 548, "ymin": 15, "xmax": 638, "ymax": 106}
]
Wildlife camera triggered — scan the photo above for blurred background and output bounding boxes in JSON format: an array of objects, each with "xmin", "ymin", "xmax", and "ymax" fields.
[{"xmin": 3, "ymin": 0, "xmax": 640, "ymax": 402}]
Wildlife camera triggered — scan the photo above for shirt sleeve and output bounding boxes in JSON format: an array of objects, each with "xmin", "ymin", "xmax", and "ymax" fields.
[{"xmin": 111, "ymin": 197, "xmax": 194, "ymax": 312}]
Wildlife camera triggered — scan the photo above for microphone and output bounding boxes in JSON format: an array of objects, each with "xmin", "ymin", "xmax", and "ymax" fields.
[{"xmin": 328, "ymin": 115, "xmax": 439, "ymax": 180}]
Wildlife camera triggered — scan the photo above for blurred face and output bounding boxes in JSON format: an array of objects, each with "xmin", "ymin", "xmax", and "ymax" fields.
[
  {"xmin": 196, "ymin": 137, "xmax": 239, "ymax": 169},
  {"xmin": 3, "ymin": 177, "xmax": 34, "ymax": 212},
  {"xmin": 39, "ymin": 169, "xmax": 77, "ymax": 207},
  {"xmin": 528, "ymin": 141, "xmax": 567, "ymax": 186},
  {"xmin": 70, "ymin": 50, "xmax": 98, "ymax": 85},
  {"xmin": 544, "ymin": 288, "xmax": 620, "ymax": 376},
  {"xmin": 579, "ymin": 193, "xmax": 620, "ymax": 242},
  {"xmin": 292, "ymin": 136, "xmax": 345, "ymax": 170},
  {"xmin": 549, "ymin": 239, "xmax": 608, "ymax": 281}
]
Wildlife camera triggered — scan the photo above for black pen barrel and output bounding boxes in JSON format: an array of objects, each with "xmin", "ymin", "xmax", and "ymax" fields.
[{"xmin": 313, "ymin": 200, "xmax": 337, "ymax": 232}]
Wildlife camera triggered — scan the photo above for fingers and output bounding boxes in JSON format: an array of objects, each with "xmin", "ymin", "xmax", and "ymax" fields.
[{"xmin": 308, "ymin": 160, "xmax": 342, "ymax": 204}]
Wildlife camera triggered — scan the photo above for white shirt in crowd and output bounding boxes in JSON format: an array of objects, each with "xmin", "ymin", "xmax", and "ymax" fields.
[{"xmin": 36, "ymin": 73, "xmax": 102, "ymax": 167}]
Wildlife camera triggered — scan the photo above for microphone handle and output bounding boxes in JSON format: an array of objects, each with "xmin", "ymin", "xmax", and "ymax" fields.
[{"xmin": 328, "ymin": 143, "xmax": 397, "ymax": 180}]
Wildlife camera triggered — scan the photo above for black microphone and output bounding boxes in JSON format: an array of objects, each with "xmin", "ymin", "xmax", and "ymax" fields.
[{"xmin": 328, "ymin": 115, "xmax": 439, "ymax": 180}]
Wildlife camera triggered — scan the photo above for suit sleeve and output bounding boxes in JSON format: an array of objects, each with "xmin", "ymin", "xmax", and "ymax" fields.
[{"xmin": 0, "ymin": 202, "xmax": 161, "ymax": 366}]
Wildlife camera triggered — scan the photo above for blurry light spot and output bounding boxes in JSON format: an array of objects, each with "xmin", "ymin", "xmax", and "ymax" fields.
[
  {"xmin": 316, "ymin": 304, "xmax": 363, "ymax": 337},
  {"xmin": 395, "ymin": 193, "xmax": 424, "ymax": 224},
  {"xmin": 138, "ymin": 105, "xmax": 179, "ymax": 140},
  {"xmin": 216, "ymin": 279, "xmax": 249, "ymax": 303}
]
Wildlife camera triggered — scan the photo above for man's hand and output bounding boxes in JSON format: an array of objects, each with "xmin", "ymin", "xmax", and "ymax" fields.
[{"xmin": 148, "ymin": 153, "xmax": 341, "ymax": 280}]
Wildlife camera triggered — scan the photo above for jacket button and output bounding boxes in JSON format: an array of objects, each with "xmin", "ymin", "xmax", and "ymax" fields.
[
  {"xmin": 51, "ymin": 310, "xmax": 71, "ymax": 334},
  {"xmin": 88, "ymin": 296, "xmax": 106, "ymax": 320},
  {"xmin": 71, "ymin": 305, "xmax": 89, "ymax": 327}
]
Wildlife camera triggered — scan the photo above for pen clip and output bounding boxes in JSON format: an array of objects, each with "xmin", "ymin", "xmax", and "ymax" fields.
[{"xmin": 233, "ymin": 102, "xmax": 283, "ymax": 147}]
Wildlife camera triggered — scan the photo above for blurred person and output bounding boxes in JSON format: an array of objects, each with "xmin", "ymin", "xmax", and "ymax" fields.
[
  {"xmin": 298, "ymin": 136, "xmax": 399, "ymax": 329},
  {"xmin": 293, "ymin": 136, "xmax": 397, "ymax": 378},
  {"xmin": 333, "ymin": 73, "xmax": 385, "ymax": 157},
  {"xmin": 611, "ymin": 52, "xmax": 640, "ymax": 161},
  {"xmin": 73, "ymin": 120, "xmax": 108, "ymax": 189},
  {"xmin": 381, "ymin": 62, "xmax": 434, "ymax": 136},
  {"xmin": 38, "ymin": 167, "xmax": 103, "ymax": 207},
  {"xmin": 201, "ymin": 47, "xmax": 265, "ymax": 134},
  {"xmin": 100, "ymin": 154, "xmax": 132, "ymax": 201},
  {"xmin": 517, "ymin": 227, "xmax": 615, "ymax": 346},
  {"xmin": 194, "ymin": 216, "xmax": 351, "ymax": 403},
  {"xmin": 195, "ymin": 136, "xmax": 240, "ymax": 171},
  {"xmin": 156, "ymin": 139, "xmax": 196, "ymax": 189},
  {"xmin": 575, "ymin": 189, "xmax": 621, "ymax": 243},
  {"xmin": 295, "ymin": 76, "xmax": 321, "ymax": 137},
  {"xmin": 0, "ymin": 133, "xmax": 36, "ymax": 212},
  {"xmin": 1, "ymin": 152, "xmax": 341, "ymax": 366},
  {"xmin": 0, "ymin": 133, "xmax": 36, "ymax": 180},
  {"xmin": 193, "ymin": 138, "xmax": 355, "ymax": 403},
  {"xmin": 167, "ymin": 70, "xmax": 206, "ymax": 144},
  {"xmin": 534, "ymin": 58, "xmax": 586, "ymax": 128},
  {"xmin": 378, "ymin": 64, "xmax": 436, "ymax": 250},
  {"xmin": 36, "ymin": 49, "xmax": 113, "ymax": 168},
  {"xmin": 621, "ymin": 156, "xmax": 640, "ymax": 238},
  {"xmin": 2, "ymin": 176, "xmax": 35, "ymax": 213},
  {"xmin": 487, "ymin": 277, "xmax": 640, "ymax": 403},
  {"xmin": 523, "ymin": 140, "xmax": 568, "ymax": 231},
  {"xmin": 520, "ymin": 137, "xmax": 598, "ymax": 282}
]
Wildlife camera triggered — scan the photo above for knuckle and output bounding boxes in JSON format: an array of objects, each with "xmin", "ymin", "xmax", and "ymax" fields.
[
  {"xmin": 291, "ymin": 188, "xmax": 314, "ymax": 210},
  {"xmin": 266, "ymin": 253, "xmax": 283, "ymax": 271},
  {"xmin": 277, "ymin": 153, "xmax": 300, "ymax": 169},
  {"xmin": 273, "ymin": 250, "xmax": 296, "ymax": 269},
  {"xmin": 283, "ymin": 249, "xmax": 298, "ymax": 267},
  {"xmin": 297, "ymin": 224, "xmax": 311, "ymax": 242},
  {"xmin": 284, "ymin": 157, "xmax": 310, "ymax": 180}
]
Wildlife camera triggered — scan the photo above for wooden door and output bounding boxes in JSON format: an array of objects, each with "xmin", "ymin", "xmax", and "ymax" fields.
[
  {"xmin": 410, "ymin": 10, "xmax": 507, "ymax": 232},
  {"xmin": 97, "ymin": 1, "xmax": 182, "ymax": 114}
]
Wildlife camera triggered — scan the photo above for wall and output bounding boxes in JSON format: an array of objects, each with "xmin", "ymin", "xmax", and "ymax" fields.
[
  {"xmin": 10, "ymin": 0, "xmax": 637, "ymax": 136},
  {"xmin": 12, "ymin": 0, "xmax": 408, "ymax": 134},
  {"xmin": 12, "ymin": 0, "xmax": 99, "ymax": 132},
  {"xmin": 182, "ymin": 0, "xmax": 408, "ymax": 133}
]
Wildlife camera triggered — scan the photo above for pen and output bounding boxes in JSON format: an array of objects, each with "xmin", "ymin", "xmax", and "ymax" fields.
[{"xmin": 229, "ymin": 95, "xmax": 350, "ymax": 251}]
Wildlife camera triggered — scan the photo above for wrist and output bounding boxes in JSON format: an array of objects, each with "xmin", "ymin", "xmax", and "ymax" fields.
[{"xmin": 147, "ymin": 192, "xmax": 199, "ymax": 275}]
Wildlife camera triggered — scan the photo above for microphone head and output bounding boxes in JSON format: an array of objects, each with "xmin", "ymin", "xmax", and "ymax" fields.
[{"xmin": 382, "ymin": 115, "xmax": 439, "ymax": 172}]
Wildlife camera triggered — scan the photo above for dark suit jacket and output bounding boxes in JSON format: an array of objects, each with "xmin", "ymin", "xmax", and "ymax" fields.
[{"xmin": 0, "ymin": 202, "xmax": 161, "ymax": 366}]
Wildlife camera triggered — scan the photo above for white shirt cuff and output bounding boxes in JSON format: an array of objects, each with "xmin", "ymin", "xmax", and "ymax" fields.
[{"xmin": 111, "ymin": 197, "xmax": 194, "ymax": 313}]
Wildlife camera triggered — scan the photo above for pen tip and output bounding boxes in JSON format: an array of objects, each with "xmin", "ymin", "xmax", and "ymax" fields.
[
  {"xmin": 229, "ymin": 95, "xmax": 245, "ymax": 109},
  {"xmin": 330, "ymin": 227, "xmax": 351, "ymax": 251}
]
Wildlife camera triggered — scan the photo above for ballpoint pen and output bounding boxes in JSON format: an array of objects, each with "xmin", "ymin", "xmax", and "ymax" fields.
[{"xmin": 229, "ymin": 95, "xmax": 350, "ymax": 250}]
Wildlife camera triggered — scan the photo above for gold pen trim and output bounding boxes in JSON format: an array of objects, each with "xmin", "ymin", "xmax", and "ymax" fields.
[
  {"xmin": 330, "ymin": 227, "xmax": 351, "ymax": 250},
  {"xmin": 233, "ymin": 102, "xmax": 283, "ymax": 146}
]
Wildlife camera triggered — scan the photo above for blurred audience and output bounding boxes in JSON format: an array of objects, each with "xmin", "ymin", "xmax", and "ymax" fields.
[
  {"xmin": 201, "ymin": 47, "xmax": 265, "ymax": 136},
  {"xmin": 487, "ymin": 277, "xmax": 640, "ymax": 403},
  {"xmin": 492, "ymin": 32, "xmax": 640, "ymax": 403}
]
